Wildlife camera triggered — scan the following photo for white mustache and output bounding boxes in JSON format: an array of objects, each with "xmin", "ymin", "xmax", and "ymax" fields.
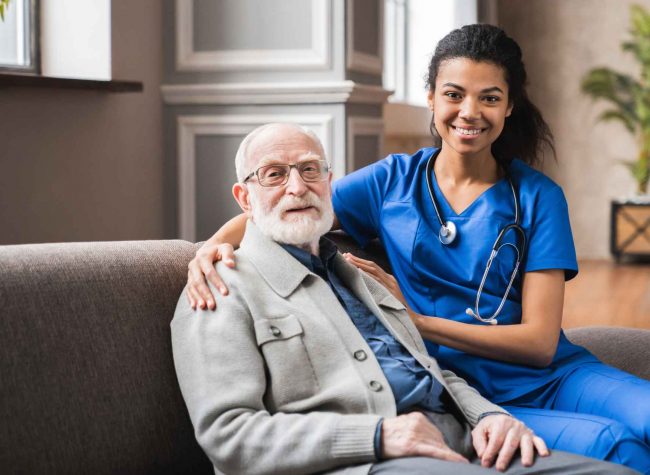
[{"xmin": 275, "ymin": 193, "xmax": 322, "ymax": 214}]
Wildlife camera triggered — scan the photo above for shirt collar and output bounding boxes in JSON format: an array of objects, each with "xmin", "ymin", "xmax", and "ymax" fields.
[
  {"xmin": 239, "ymin": 220, "xmax": 339, "ymax": 297},
  {"xmin": 280, "ymin": 237, "xmax": 338, "ymax": 274}
]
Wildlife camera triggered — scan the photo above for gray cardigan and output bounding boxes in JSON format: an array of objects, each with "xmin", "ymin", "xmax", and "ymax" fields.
[{"xmin": 171, "ymin": 221, "xmax": 507, "ymax": 475}]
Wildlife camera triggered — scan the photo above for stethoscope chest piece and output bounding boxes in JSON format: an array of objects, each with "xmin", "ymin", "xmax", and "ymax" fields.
[{"xmin": 439, "ymin": 221, "xmax": 457, "ymax": 245}]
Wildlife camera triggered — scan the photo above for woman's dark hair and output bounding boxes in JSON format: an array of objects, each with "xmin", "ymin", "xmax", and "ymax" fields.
[{"xmin": 426, "ymin": 24, "xmax": 554, "ymax": 167}]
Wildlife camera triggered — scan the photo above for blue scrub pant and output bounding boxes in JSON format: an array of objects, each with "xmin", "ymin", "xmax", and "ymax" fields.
[{"xmin": 504, "ymin": 362, "xmax": 650, "ymax": 474}]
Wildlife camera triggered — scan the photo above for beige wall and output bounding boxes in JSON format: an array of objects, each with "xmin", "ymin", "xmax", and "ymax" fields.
[
  {"xmin": 498, "ymin": 0, "xmax": 650, "ymax": 259},
  {"xmin": 0, "ymin": 0, "xmax": 163, "ymax": 244}
]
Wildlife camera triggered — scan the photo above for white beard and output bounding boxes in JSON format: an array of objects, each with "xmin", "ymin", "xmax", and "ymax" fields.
[{"xmin": 249, "ymin": 190, "xmax": 334, "ymax": 247}]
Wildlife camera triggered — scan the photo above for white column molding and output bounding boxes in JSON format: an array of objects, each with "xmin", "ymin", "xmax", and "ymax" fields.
[
  {"xmin": 177, "ymin": 114, "xmax": 335, "ymax": 241},
  {"xmin": 346, "ymin": 117, "xmax": 384, "ymax": 172},
  {"xmin": 162, "ymin": 81, "xmax": 392, "ymax": 105},
  {"xmin": 175, "ymin": 0, "xmax": 332, "ymax": 71}
]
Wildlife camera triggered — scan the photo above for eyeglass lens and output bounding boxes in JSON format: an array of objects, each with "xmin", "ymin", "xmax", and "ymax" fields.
[{"xmin": 257, "ymin": 160, "xmax": 328, "ymax": 186}]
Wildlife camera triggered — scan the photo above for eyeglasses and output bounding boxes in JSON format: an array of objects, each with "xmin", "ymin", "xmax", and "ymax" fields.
[{"xmin": 242, "ymin": 159, "xmax": 330, "ymax": 187}]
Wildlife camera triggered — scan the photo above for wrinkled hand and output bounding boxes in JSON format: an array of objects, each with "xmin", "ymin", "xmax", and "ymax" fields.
[
  {"xmin": 343, "ymin": 253, "xmax": 407, "ymax": 306},
  {"xmin": 472, "ymin": 415, "xmax": 549, "ymax": 472},
  {"xmin": 186, "ymin": 243, "xmax": 236, "ymax": 310},
  {"xmin": 381, "ymin": 412, "xmax": 469, "ymax": 463}
]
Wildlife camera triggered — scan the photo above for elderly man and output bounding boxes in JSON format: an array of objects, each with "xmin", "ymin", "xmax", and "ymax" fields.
[{"xmin": 171, "ymin": 123, "xmax": 632, "ymax": 475}]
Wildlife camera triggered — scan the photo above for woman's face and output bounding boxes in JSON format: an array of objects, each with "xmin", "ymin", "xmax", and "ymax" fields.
[{"xmin": 428, "ymin": 58, "xmax": 513, "ymax": 159}]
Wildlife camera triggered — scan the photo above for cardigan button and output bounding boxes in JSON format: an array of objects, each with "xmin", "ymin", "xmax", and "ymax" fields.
[
  {"xmin": 269, "ymin": 326, "xmax": 281, "ymax": 337},
  {"xmin": 354, "ymin": 350, "xmax": 367, "ymax": 361},
  {"xmin": 369, "ymin": 380, "xmax": 383, "ymax": 392}
]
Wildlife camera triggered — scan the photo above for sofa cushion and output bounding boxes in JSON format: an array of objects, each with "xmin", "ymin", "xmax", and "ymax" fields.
[{"xmin": 0, "ymin": 240, "xmax": 212, "ymax": 475}]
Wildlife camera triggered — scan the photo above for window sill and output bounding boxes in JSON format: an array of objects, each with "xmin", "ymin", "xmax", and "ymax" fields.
[{"xmin": 0, "ymin": 73, "xmax": 143, "ymax": 92}]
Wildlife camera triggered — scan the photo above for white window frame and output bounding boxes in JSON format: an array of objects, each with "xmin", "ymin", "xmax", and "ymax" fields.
[
  {"xmin": 383, "ymin": 0, "xmax": 478, "ymax": 107},
  {"xmin": 0, "ymin": 0, "xmax": 38, "ymax": 73}
]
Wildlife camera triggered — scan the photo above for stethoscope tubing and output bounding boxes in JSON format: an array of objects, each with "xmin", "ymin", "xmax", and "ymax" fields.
[{"xmin": 425, "ymin": 150, "xmax": 527, "ymax": 325}]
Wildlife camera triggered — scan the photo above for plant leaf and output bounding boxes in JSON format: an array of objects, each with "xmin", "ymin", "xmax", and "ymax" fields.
[
  {"xmin": 581, "ymin": 68, "xmax": 639, "ymax": 127},
  {"xmin": 598, "ymin": 109, "xmax": 636, "ymax": 132},
  {"xmin": 581, "ymin": 4, "xmax": 650, "ymax": 192}
]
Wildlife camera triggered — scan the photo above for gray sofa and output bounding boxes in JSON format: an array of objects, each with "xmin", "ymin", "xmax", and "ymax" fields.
[{"xmin": 1, "ymin": 238, "xmax": 649, "ymax": 474}]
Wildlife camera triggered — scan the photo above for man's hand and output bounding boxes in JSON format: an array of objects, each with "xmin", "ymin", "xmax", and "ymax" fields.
[
  {"xmin": 186, "ymin": 243, "xmax": 236, "ymax": 310},
  {"xmin": 472, "ymin": 414, "xmax": 549, "ymax": 472},
  {"xmin": 381, "ymin": 413, "xmax": 469, "ymax": 463}
]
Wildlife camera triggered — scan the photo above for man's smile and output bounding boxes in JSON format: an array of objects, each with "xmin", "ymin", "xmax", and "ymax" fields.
[{"xmin": 284, "ymin": 205, "xmax": 317, "ymax": 214}]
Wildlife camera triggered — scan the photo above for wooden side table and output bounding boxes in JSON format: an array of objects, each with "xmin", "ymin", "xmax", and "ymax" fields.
[{"xmin": 610, "ymin": 198, "xmax": 650, "ymax": 261}]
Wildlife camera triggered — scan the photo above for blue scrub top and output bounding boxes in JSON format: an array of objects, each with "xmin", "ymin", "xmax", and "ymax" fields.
[{"xmin": 332, "ymin": 147, "xmax": 598, "ymax": 405}]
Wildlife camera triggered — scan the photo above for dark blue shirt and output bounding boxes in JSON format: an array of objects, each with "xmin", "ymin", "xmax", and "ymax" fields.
[{"xmin": 282, "ymin": 239, "xmax": 445, "ymax": 414}]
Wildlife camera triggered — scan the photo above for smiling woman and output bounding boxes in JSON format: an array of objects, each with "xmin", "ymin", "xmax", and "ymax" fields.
[{"xmin": 429, "ymin": 60, "xmax": 512, "ymax": 152}]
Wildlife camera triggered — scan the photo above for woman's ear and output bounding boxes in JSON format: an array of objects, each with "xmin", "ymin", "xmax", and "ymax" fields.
[
  {"xmin": 506, "ymin": 101, "xmax": 514, "ymax": 118},
  {"xmin": 232, "ymin": 183, "xmax": 253, "ymax": 216},
  {"xmin": 427, "ymin": 90, "xmax": 435, "ymax": 111}
]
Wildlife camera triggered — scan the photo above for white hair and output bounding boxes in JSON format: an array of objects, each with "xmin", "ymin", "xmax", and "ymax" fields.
[{"xmin": 234, "ymin": 123, "xmax": 325, "ymax": 181}]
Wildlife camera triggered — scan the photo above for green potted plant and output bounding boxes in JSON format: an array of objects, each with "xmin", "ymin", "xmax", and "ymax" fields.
[
  {"xmin": 582, "ymin": 4, "xmax": 650, "ymax": 260},
  {"xmin": 582, "ymin": 4, "xmax": 650, "ymax": 196}
]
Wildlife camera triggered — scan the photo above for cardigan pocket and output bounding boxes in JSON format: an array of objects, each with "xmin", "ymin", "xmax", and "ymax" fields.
[{"xmin": 254, "ymin": 315, "xmax": 319, "ymax": 407}]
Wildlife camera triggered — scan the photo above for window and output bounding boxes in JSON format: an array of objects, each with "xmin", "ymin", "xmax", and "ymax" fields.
[
  {"xmin": 384, "ymin": 0, "xmax": 478, "ymax": 106},
  {"xmin": 0, "ymin": 0, "xmax": 38, "ymax": 73}
]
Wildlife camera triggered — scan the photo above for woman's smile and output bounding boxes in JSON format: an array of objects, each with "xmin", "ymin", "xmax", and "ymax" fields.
[{"xmin": 452, "ymin": 125, "xmax": 487, "ymax": 138}]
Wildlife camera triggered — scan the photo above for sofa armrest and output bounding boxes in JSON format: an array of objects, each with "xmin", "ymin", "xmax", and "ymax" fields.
[
  {"xmin": 565, "ymin": 326, "xmax": 650, "ymax": 381},
  {"xmin": 0, "ymin": 240, "xmax": 212, "ymax": 474}
]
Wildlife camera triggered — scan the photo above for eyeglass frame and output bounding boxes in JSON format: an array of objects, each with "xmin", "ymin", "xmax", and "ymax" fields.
[{"xmin": 241, "ymin": 159, "xmax": 331, "ymax": 187}]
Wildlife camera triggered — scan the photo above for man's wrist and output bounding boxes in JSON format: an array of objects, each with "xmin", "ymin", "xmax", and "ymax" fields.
[
  {"xmin": 478, "ymin": 411, "xmax": 510, "ymax": 421},
  {"xmin": 373, "ymin": 418, "xmax": 384, "ymax": 460}
]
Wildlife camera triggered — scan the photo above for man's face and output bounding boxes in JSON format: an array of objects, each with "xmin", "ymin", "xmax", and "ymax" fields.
[{"xmin": 236, "ymin": 126, "xmax": 334, "ymax": 246}]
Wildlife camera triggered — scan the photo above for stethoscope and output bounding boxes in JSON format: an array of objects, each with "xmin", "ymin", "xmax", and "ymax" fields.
[{"xmin": 425, "ymin": 150, "xmax": 527, "ymax": 325}]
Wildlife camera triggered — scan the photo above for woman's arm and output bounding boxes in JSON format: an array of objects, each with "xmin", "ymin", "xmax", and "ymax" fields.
[
  {"xmin": 187, "ymin": 214, "xmax": 341, "ymax": 310},
  {"xmin": 344, "ymin": 254, "xmax": 564, "ymax": 368},
  {"xmin": 186, "ymin": 213, "xmax": 247, "ymax": 310},
  {"xmin": 413, "ymin": 270, "xmax": 564, "ymax": 367}
]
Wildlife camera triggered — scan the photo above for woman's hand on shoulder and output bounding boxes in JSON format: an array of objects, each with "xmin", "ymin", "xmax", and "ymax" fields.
[
  {"xmin": 343, "ymin": 253, "xmax": 408, "ymax": 306},
  {"xmin": 186, "ymin": 242, "xmax": 236, "ymax": 310}
]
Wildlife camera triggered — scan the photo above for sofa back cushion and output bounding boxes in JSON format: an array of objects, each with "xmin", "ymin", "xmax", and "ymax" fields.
[{"xmin": 0, "ymin": 240, "xmax": 212, "ymax": 474}]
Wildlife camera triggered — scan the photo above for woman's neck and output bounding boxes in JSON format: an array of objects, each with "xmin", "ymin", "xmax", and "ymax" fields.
[{"xmin": 435, "ymin": 147, "xmax": 501, "ymax": 187}]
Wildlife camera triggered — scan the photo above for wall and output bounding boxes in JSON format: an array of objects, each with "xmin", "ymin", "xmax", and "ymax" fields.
[
  {"xmin": 0, "ymin": 0, "xmax": 164, "ymax": 244},
  {"xmin": 498, "ymin": 0, "xmax": 650, "ymax": 259},
  {"xmin": 162, "ymin": 0, "xmax": 389, "ymax": 242}
]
